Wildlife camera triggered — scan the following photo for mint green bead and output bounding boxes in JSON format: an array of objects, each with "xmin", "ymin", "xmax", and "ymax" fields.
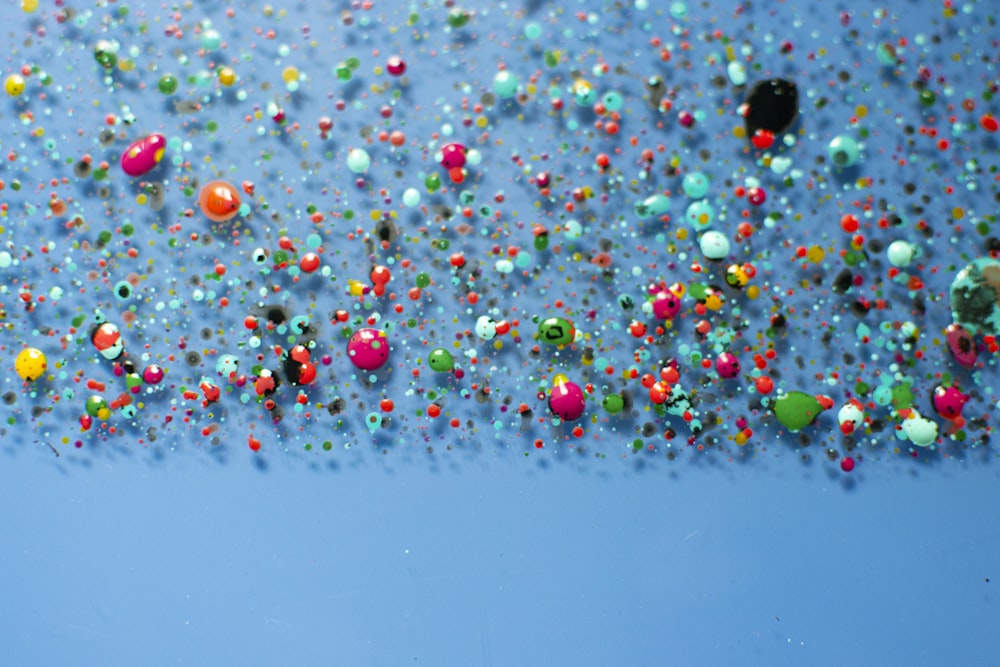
[
  {"xmin": 827, "ymin": 135, "xmax": 860, "ymax": 167},
  {"xmin": 682, "ymin": 172, "xmax": 709, "ymax": 199},
  {"xmin": 493, "ymin": 71, "xmax": 519, "ymax": 98}
]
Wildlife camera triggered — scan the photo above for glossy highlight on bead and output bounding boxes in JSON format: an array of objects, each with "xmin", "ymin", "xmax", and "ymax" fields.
[
  {"xmin": 198, "ymin": 180, "xmax": 242, "ymax": 222},
  {"xmin": 120, "ymin": 133, "xmax": 166, "ymax": 177}
]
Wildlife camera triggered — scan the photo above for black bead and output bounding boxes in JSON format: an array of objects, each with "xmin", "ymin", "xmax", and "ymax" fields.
[{"xmin": 744, "ymin": 79, "xmax": 799, "ymax": 138}]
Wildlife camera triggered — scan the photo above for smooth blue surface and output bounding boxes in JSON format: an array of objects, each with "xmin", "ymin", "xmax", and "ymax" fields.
[
  {"xmin": 4, "ymin": 453, "xmax": 998, "ymax": 666},
  {"xmin": 2, "ymin": 0, "xmax": 1000, "ymax": 664}
]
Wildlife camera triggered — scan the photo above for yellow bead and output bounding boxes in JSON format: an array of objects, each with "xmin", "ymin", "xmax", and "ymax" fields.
[
  {"xmin": 281, "ymin": 66, "xmax": 300, "ymax": 83},
  {"xmin": 15, "ymin": 347, "xmax": 47, "ymax": 381},
  {"xmin": 217, "ymin": 66, "xmax": 236, "ymax": 86},
  {"xmin": 5, "ymin": 74, "xmax": 26, "ymax": 97},
  {"xmin": 21, "ymin": 0, "xmax": 39, "ymax": 12},
  {"xmin": 806, "ymin": 245, "xmax": 825, "ymax": 263}
]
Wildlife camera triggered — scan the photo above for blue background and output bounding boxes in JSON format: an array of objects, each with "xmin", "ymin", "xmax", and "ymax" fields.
[
  {"xmin": 2, "ymin": 0, "xmax": 1000, "ymax": 665},
  {"xmin": 5, "ymin": 456, "xmax": 999, "ymax": 665}
]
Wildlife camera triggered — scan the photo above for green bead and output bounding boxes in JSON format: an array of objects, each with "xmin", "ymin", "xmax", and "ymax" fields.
[
  {"xmin": 537, "ymin": 317, "xmax": 576, "ymax": 345},
  {"xmin": 425, "ymin": 173, "xmax": 441, "ymax": 192},
  {"xmin": 447, "ymin": 8, "xmax": 471, "ymax": 27},
  {"xmin": 415, "ymin": 272, "xmax": 431, "ymax": 288},
  {"xmin": 773, "ymin": 391, "xmax": 825, "ymax": 432},
  {"xmin": 918, "ymin": 89, "xmax": 936, "ymax": 107},
  {"xmin": 158, "ymin": 74, "xmax": 179, "ymax": 94},
  {"xmin": 428, "ymin": 348, "xmax": 454, "ymax": 372},
  {"xmin": 533, "ymin": 231, "xmax": 549, "ymax": 251},
  {"xmin": 85, "ymin": 395, "xmax": 108, "ymax": 417},
  {"xmin": 602, "ymin": 394, "xmax": 624, "ymax": 414},
  {"xmin": 94, "ymin": 41, "xmax": 118, "ymax": 69}
]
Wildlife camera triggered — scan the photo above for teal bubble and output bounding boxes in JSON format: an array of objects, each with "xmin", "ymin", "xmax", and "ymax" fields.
[
  {"xmin": 873, "ymin": 385, "xmax": 893, "ymax": 407},
  {"xmin": 402, "ymin": 187, "xmax": 421, "ymax": 207},
  {"xmin": 494, "ymin": 71, "xmax": 519, "ymax": 99},
  {"xmin": 685, "ymin": 200, "xmax": 715, "ymax": 229},
  {"xmin": 876, "ymin": 43, "xmax": 898, "ymax": 67},
  {"xmin": 682, "ymin": 172, "xmax": 709, "ymax": 198},
  {"xmin": 602, "ymin": 91, "xmax": 624, "ymax": 112},
  {"xmin": 365, "ymin": 412, "xmax": 382, "ymax": 434},
  {"xmin": 564, "ymin": 219, "xmax": 583, "ymax": 239},
  {"xmin": 306, "ymin": 234, "xmax": 322, "ymax": 249},
  {"xmin": 669, "ymin": 2, "xmax": 689, "ymax": 19},
  {"xmin": 828, "ymin": 135, "xmax": 860, "ymax": 167},
  {"xmin": 634, "ymin": 193, "xmax": 670, "ymax": 219},
  {"xmin": 524, "ymin": 23, "xmax": 542, "ymax": 40},
  {"xmin": 573, "ymin": 80, "xmax": 596, "ymax": 106},
  {"xmin": 201, "ymin": 29, "xmax": 222, "ymax": 52},
  {"xmin": 347, "ymin": 148, "xmax": 371, "ymax": 173}
]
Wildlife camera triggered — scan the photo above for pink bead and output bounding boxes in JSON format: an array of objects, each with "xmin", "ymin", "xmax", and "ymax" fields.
[
  {"xmin": 548, "ymin": 380, "xmax": 585, "ymax": 422},
  {"xmin": 715, "ymin": 352, "xmax": 741, "ymax": 379},
  {"xmin": 347, "ymin": 328, "xmax": 390, "ymax": 370},
  {"xmin": 440, "ymin": 142, "xmax": 467, "ymax": 169},
  {"xmin": 142, "ymin": 364, "xmax": 164, "ymax": 384},
  {"xmin": 652, "ymin": 291, "xmax": 681, "ymax": 320},
  {"xmin": 121, "ymin": 133, "xmax": 166, "ymax": 177}
]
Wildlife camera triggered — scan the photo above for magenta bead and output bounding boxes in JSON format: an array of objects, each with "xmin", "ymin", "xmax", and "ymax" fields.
[
  {"xmin": 142, "ymin": 364, "xmax": 164, "ymax": 384},
  {"xmin": 440, "ymin": 142, "xmax": 467, "ymax": 169},
  {"xmin": 715, "ymin": 352, "xmax": 741, "ymax": 379},
  {"xmin": 121, "ymin": 133, "xmax": 166, "ymax": 177},
  {"xmin": 548, "ymin": 380, "xmax": 585, "ymax": 422},
  {"xmin": 347, "ymin": 328, "xmax": 390, "ymax": 370},
  {"xmin": 652, "ymin": 291, "xmax": 681, "ymax": 320},
  {"xmin": 932, "ymin": 385, "xmax": 969, "ymax": 420}
]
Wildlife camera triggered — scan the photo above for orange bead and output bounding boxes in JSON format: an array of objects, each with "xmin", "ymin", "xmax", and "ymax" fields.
[{"xmin": 198, "ymin": 181, "xmax": 242, "ymax": 222}]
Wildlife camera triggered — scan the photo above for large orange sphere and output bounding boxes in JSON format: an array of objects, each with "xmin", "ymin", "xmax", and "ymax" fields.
[{"xmin": 198, "ymin": 180, "xmax": 242, "ymax": 222}]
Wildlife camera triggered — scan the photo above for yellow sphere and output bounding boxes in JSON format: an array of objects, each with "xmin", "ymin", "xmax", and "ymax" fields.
[
  {"xmin": 217, "ymin": 66, "xmax": 236, "ymax": 87},
  {"xmin": 15, "ymin": 348, "xmax": 47, "ymax": 381},
  {"xmin": 281, "ymin": 66, "xmax": 300, "ymax": 83},
  {"xmin": 22, "ymin": 0, "xmax": 39, "ymax": 12},
  {"xmin": 5, "ymin": 74, "xmax": 26, "ymax": 97}
]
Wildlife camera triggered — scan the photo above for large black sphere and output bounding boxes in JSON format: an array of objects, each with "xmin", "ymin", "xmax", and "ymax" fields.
[{"xmin": 743, "ymin": 79, "xmax": 799, "ymax": 138}]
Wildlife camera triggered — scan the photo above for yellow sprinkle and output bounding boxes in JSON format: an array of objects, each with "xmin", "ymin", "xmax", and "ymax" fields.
[{"xmin": 806, "ymin": 245, "xmax": 825, "ymax": 263}]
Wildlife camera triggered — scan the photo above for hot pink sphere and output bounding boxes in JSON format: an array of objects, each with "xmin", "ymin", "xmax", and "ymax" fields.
[
  {"xmin": 548, "ymin": 379, "xmax": 585, "ymax": 422},
  {"xmin": 347, "ymin": 328, "xmax": 390, "ymax": 370},
  {"xmin": 440, "ymin": 142, "xmax": 467, "ymax": 169},
  {"xmin": 652, "ymin": 291, "xmax": 681, "ymax": 320}
]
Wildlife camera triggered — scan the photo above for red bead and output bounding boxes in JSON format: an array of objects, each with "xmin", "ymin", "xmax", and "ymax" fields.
[
  {"xmin": 386, "ymin": 56, "xmax": 407, "ymax": 76},
  {"xmin": 840, "ymin": 456, "xmax": 855, "ymax": 472},
  {"xmin": 751, "ymin": 128, "xmax": 774, "ymax": 149},
  {"xmin": 746, "ymin": 186, "xmax": 767, "ymax": 206}
]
